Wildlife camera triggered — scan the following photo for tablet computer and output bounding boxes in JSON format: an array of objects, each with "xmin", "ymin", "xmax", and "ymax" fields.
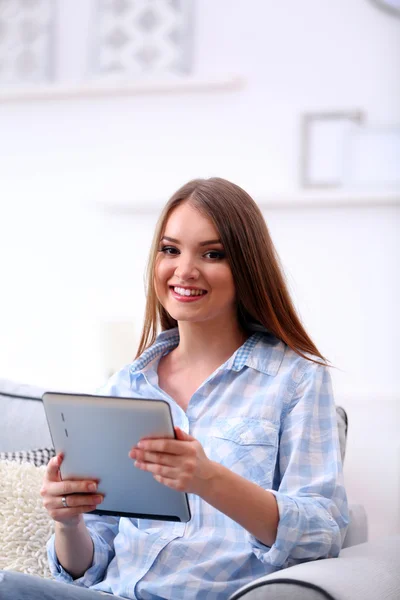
[{"xmin": 42, "ymin": 392, "xmax": 191, "ymax": 522}]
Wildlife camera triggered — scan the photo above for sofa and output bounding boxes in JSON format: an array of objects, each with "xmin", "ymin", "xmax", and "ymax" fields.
[{"xmin": 1, "ymin": 378, "xmax": 399, "ymax": 599}]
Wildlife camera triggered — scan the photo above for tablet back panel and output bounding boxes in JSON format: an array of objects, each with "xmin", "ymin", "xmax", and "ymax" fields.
[{"xmin": 42, "ymin": 392, "xmax": 191, "ymax": 522}]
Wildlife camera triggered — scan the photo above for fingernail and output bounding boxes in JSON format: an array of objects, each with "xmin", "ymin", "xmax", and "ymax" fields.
[{"xmin": 88, "ymin": 483, "xmax": 97, "ymax": 492}]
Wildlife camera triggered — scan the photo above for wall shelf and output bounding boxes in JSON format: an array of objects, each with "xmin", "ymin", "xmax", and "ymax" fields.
[
  {"xmin": 0, "ymin": 75, "xmax": 245, "ymax": 104},
  {"xmin": 98, "ymin": 191, "xmax": 400, "ymax": 215}
]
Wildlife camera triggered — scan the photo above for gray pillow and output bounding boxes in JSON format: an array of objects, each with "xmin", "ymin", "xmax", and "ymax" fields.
[
  {"xmin": 0, "ymin": 378, "xmax": 45, "ymax": 399},
  {"xmin": 336, "ymin": 406, "xmax": 348, "ymax": 463}
]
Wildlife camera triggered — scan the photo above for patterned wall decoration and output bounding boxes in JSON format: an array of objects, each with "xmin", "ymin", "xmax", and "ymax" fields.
[
  {"xmin": 92, "ymin": 0, "xmax": 193, "ymax": 78},
  {"xmin": 0, "ymin": 0, "xmax": 54, "ymax": 85}
]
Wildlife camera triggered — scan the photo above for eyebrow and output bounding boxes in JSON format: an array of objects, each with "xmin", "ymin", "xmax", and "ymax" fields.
[{"xmin": 161, "ymin": 236, "xmax": 222, "ymax": 247}]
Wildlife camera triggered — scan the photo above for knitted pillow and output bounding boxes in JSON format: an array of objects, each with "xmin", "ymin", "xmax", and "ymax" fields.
[{"xmin": 0, "ymin": 460, "xmax": 54, "ymax": 578}]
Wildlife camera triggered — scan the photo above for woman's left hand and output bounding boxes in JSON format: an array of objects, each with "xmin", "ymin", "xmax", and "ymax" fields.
[{"xmin": 128, "ymin": 427, "xmax": 215, "ymax": 495}]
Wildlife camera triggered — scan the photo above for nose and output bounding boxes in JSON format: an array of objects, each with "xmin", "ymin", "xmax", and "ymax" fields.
[{"xmin": 174, "ymin": 253, "xmax": 199, "ymax": 282}]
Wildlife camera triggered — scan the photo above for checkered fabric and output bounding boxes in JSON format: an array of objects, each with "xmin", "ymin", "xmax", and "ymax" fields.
[
  {"xmin": 47, "ymin": 328, "xmax": 349, "ymax": 600},
  {"xmin": 0, "ymin": 447, "xmax": 55, "ymax": 467}
]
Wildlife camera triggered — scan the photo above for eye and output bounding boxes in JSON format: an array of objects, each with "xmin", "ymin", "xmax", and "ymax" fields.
[
  {"xmin": 203, "ymin": 250, "xmax": 225, "ymax": 260},
  {"xmin": 159, "ymin": 245, "xmax": 180, "ymax": 256}
]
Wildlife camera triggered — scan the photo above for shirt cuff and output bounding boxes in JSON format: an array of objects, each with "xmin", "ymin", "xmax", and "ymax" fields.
[{"xmin": 248, "ymin": 490, "xmax": 340, "ymax": 568}]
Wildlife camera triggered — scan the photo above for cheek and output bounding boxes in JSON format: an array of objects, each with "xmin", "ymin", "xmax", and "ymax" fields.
[
  {"xmin": 209, "ymin": 267, "xmax": 236, "ymax": 298},
  {"xmin": 155, "ymin": 260, "xmax": 172, "ymax": 292}
]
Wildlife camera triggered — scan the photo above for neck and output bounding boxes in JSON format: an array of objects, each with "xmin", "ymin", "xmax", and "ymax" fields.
[{"xmin": 174, "ymin": 318, "xmax": 248, "ymax": 367}]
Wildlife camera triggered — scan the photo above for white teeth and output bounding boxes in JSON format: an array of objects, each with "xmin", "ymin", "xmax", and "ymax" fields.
[{"xmin": 173, "ymin": 287, "xmax": 205, "ymax": 297}]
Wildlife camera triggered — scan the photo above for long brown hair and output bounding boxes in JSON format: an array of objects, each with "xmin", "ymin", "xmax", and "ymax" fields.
[{"xmin": 136, "ymin": 177, "xmax": 327, "ymax": 365}]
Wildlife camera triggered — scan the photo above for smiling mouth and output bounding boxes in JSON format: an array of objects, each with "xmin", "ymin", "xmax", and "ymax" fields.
[{"xmin": 170, "ymin": 286, "xmax": 207, "ymax": 297}]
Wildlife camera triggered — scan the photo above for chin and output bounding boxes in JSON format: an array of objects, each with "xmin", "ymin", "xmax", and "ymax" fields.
[
  {"xmin": 168, "ymin": 311, "xmax": 202, "ymax": 323},
  {"xmin": 165, "ymin": 307, "xmax": 206, "ymax": 324}
]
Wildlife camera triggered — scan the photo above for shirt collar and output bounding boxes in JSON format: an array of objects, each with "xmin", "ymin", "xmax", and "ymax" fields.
[
  {"xmin": 243, "ymin": 332, "xmax": 285, "ymax": 376},
  {"xmin": 129, "ymin": 328, "xmax": 180, "ymax": 377},
  {"xmin": 129, "ymin": 326, "xmax": 285, "ymax": 385}
]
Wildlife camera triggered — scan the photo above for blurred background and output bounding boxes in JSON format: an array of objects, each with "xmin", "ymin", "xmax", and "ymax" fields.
[{"xmin": 0, "ymin": 0, "xmax": 399, "ymax": 541}]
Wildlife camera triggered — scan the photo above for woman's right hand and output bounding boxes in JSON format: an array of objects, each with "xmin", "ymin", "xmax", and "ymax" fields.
[{"xmin": 40, "ymin": 454, "xmax": 104, "ymax": 526}]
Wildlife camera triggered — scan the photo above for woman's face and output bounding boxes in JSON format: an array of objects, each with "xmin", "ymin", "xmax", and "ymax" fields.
[{"xmin": 155, "ymin": 202, "xmax": 237, "ymax": 327}]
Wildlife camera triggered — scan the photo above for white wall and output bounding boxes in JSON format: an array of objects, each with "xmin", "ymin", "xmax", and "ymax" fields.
[{"xmin": 1, "ymin": 0, "xmax": 399, "ymax": 540}]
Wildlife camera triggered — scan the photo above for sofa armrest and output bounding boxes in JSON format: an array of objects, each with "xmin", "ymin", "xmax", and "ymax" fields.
[{"xmin": 229, "ymin": 535, "xmax": 400, "ymax": 600}]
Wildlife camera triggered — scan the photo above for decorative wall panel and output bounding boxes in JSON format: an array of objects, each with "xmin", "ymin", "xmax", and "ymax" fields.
[
  {"xmin": 0, "ymin": 0, "xmax": 54, "ymax": 85},
  {"xmin": 92, "ymin": 0, "xmax": 193, "ymax": 78}
]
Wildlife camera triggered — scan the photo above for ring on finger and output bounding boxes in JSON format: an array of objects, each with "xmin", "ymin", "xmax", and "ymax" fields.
[{"xmin": 61, "ymin": 496, "xmax": 68, "ymax": 509}]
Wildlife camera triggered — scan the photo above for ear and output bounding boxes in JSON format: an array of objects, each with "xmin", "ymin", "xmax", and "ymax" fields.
[{"xmin": 175, "ymin": 426, "xmax": 196, "ymax": 442}]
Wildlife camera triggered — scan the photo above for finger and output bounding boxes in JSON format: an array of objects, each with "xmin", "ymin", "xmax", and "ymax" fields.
[
  {"xmin": 137, "ymin": 438, "xmax": 185, "ymax": 455},
  {"xmin": 46, "ymin": 479, "xmax": 99, "ymax": 497},
  {"xmin": 59, "ymin": 494, "xmax": 104, "ymax": 509},
  {"xmin": 175, "ymin": 427, "xmax": 196, "ymax": 442},
  {"xmin": 132, "ymin": 449, "xmax": 176, "ymax": 466},
  {"xmin": 45, "ymin": 454, "xmax": 63, "ymax": 482},
  {"xmin": 43, "ymin": 493, "xmax": 103, "ymax": 515},
  {"xmin": 135, "ymin": 460, "xmax": 180, "ymax": 479}
]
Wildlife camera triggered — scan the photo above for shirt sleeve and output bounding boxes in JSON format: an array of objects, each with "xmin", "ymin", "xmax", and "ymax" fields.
[
  {"xmin": 47, "ymin": 514, "xmax": 120, "ymax": 586},
  {"xmin": 249, "ymin": 362, "xmax": 349, "ymax": 568}
]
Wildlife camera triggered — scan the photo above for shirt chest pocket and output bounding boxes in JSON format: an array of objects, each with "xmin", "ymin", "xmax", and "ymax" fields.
[{"xmin": 208, "ymin": 417, "xmax": 279, "ymax": 488}]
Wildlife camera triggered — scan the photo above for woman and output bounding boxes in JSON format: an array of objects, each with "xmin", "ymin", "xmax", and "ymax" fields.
[{"xmin": 1, "ymin": 178, "xmax": 348, "ymax": 600}]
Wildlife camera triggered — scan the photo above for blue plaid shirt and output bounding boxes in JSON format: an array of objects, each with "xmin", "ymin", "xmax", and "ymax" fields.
[{"xmin": 47, "ymin": 328, "xmax": 349, "ymax": 599}]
